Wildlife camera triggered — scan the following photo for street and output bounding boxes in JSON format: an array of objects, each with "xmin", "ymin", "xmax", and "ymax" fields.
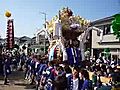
[
  {"xmin": 0, "ymin": 71, "xmax": 35, "ymax": 90},
  {"xmin": 0, "ymin": 1, "xmax": 120, "ymax": 90}
]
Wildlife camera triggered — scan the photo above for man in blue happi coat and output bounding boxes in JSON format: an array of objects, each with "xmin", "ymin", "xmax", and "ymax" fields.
[{"xmin": 3, "ymin": 53, "xmax": 11, "ymax": 85}]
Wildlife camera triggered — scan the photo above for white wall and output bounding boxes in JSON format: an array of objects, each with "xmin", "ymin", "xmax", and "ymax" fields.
[{"xmin": 92, "ymin": 30, "xmax": 120, "ymax": 49}]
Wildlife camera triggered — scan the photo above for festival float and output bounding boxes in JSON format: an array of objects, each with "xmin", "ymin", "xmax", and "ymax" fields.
[{"xmin": 46, "ymin": 7, "xmax": 103, "ymax": 66}]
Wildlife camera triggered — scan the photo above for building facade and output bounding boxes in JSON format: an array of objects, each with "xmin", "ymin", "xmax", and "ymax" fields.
[
  {"xmin": 31, "ymin": 28, "xmax": 49, "ymax": 55},
  {"xmin": 91, "ymin": 16, "xmax": 120, "ymax": 60}
]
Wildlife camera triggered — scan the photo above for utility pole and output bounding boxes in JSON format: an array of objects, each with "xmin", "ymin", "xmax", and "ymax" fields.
[
  {"xmin": 40, "ymin": 12, "xmax": 47, "ymax": 54},
  {"xmin": 40, "ymin": 12, "xmax": 47, "ymax": 28}
]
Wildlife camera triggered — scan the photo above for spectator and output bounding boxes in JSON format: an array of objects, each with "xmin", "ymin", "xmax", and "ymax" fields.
[
  {"xmin": 53, "ymin": 66, "xmax": 67, "ymax": 90},
  {"xmin": 92, "ymin": 71, "xmax": 97, "ymax": 87},
  {"xmin": 80, "ymin": 69, "xmax": 93, "ymax": 90},
  {"xmin": 64, "ymin": 65, "xmax": 72, "ymax": 78},
  {"xmin": 67, "ymin": 66, "xmax": 83, "ymax": 90}
]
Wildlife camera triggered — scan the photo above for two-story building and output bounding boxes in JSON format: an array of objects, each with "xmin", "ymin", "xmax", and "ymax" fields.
[
  {"xmin": 91, "ymin": 15, "xmax": 120, "ymax": 60},
  {"xmin": 30, "ymin": 28, "xmax": 49, "ymax": 55}
]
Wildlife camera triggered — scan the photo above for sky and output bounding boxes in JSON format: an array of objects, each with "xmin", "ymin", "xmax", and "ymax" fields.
[{"xmin": 0, "ymin": 0, "xmax": 120, "ymax": 38}]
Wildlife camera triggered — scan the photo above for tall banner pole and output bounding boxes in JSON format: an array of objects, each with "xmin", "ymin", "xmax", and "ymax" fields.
[{"xmin": 5, "ymin": 11, "xmax": 14, "ymax": 50}]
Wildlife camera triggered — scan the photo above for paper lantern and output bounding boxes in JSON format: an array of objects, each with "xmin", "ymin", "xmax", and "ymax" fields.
[{"xmin": 5, "ymin": 11, "xmax": 11, "ymax": 17}]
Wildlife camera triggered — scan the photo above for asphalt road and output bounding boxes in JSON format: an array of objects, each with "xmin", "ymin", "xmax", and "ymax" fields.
[{"xmin": 0, "ymin": 70, "xmax": 35, "ymax": 90}]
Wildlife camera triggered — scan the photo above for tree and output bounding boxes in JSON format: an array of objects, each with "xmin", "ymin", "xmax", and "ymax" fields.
[
  {"xmin": 112, "ymin": 14, "xmax": 120, "ymax": 39},
  {"xmin": 104, "ymin": 48, "xmax": 110, "ymax": 59}
]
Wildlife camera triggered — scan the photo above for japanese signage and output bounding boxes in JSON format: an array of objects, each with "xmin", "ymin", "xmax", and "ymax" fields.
[{"xmin": 6, "ymin": 19, "xmax": 14, "ymax": 49}]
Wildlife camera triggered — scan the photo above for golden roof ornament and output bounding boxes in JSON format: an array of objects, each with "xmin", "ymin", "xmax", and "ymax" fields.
[{"xmin": 5, "ymin": 10, "xmax": 11, "ymax": 18}]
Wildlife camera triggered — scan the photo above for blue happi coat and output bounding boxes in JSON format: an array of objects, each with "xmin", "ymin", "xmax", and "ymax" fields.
[
  {"xmin": 67, "ymin": 75, "xmax": 84, "ymax": 90},
  {"xmin": 3, "ymin": 58, "xmax": 11, "ymax": 76},
  {"xmin": 66, "ymin": 48, "xmax": 81, "ymax": 66}
]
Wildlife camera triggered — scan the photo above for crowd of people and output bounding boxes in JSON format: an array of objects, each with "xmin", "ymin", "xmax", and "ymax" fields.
[
  {"xmin": 23, "ymin": 54, "xmax": 93, "ymax": 90},
  {"xmin": 89, "ymin": 56, "xmax": 120, "ymax": 88},
  {"xmin": 0, "ymin": 50, "xmax": 26, "ymax": 84},
  {"xmin": 0, "ymin": 50, "xmax": 120, "ymax": 90}
]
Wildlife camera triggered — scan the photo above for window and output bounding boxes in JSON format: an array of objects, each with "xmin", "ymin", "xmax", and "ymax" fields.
[
  {"xmin": 96, "ymin": 24, "xmax": 112, "ymax": 36},
  {"xmin": 96, "ymin": 26, "xmax": 104, "ymax": 36},
  {"xmin": 39, "ymin": 42, "xmax": 42, "ymax": 44},
  {"xmin": 103, "ymin": 24, "xmax": 111, "ymax": 35}
]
